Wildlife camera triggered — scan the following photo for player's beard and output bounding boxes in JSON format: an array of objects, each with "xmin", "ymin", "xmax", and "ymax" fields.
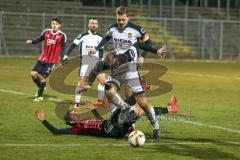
[{"xmin": 90, "ymin": 27, "xmax": 97, "ymax": 33}]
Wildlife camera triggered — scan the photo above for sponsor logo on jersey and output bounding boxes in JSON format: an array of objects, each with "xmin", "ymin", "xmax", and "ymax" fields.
[
  {"xmin": 56, "ymin": 35, "xmax": 60, "ymax": 39},
  {"xmin": 113, "ymin": 38, "xmax": 132, "ymax": 44},
  {"xmin": 128, "ymin": 32, "xmax": 132, "ymax": 38},
  {"xmin": 47, "ymin": 39, "xmax": 56, "ymax": 45},
  {"xmin": 86, "ymin": 45, "xmax": 96, "ymax": 49}
]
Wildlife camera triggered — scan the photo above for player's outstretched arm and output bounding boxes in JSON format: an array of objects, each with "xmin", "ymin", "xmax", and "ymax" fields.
[
  {"xmin": 26, "ymin": 33, "xmax": 45, "ymax": 45},
  {"xmin": 35, "ymin": 111, "xmax": 72, "ymax": 135},
  {"xmin": 88, "ymin": 35, "xmax": 111, "ymax": 55},
  {"xmin": 85, "ymin": 101, "xmax": 104, "ymax": 120},
  {"xmin": 133, "ymin": 42, "xmax": 166, "ymax": 58}
]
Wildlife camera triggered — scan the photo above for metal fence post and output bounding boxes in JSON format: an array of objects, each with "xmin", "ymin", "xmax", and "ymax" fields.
[
  {"xmin": 148, "ymin": 0, "xmax": 151, "ymax": 17},
  {"xmin": 42, "ymin": 13, "xmax": 45, "ymax": 30},
  {"xmin": 219, "ymin": 21, "xmax": 223, "ymax": 60},
  {"xmin": 171, "ymin": 0, "xmax": 175, "ymax": 34},
  {"xmin": 198, "ymin": 16, "xmax": 202, "ymax": 55},
  {"xmin": 201, "ymin": 19, "xmax": 205, "ymax": 59},
  {"xmin": 226, "ymin": 0, "xmax": 230, "ymax": 20},
  {"xmin": 184, "ymin": 1, "xmax": 189, "ymax": 43},
  {"xmin": 42, "ymin": 13, "xmax": 45, "ymax": 52},
  {"xmin": 84, "ymin": 15, "xmax": 87, "ymax": 32},
  {"xmin": 0, "ymin": 11, "xmax": 9, "ymax": 56},
  {"xmin": 159, "ymin": 0, "xmax": 163, "ymax": 18},
  {"xmin": 0, "ymin": 12, "xmax": 2, "ymax": 54},
  {"xmin": 140, "ymin": 0, "xmax": 143, "ymax": 9},
  {"xmin": 217, "ymin": 0, "xmax": 221, "ymax": 13}
]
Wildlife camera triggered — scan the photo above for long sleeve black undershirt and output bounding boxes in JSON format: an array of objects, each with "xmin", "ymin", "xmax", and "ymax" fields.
[
  {"xmin": 42, "ymin": 120, "xmax": 73, "ymax": 135},
  {"xmin": 32, "ymin": 34, "xmax": 45, "ymax": 44},
  {"xmin": 65, "ymin": 43, "xmax": 77, "ymax": 56},
  {"xmin": 95, "ymin": 35, "xmax": 111, "ymax": 51}
]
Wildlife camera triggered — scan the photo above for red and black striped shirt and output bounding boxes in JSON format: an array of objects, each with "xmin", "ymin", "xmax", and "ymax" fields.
[{"xmin": 32, "ymin": 29, "xmax": 67, "ymax": 64}]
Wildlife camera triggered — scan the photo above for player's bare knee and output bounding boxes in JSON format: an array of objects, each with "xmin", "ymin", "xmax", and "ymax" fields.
[
  {"xmin": 75, "ymin": 85, "xmax": 85, "ymax": 94},
  {"xmin": 97, "ymin": 74, "xmax": 106, "ymax": 85},
  {"xmin": 105, "ymin": 82, "xmax": 116, "ymax": 99},
  {"xmin": 31, "ymin": 71, "xmax": 38, "ymax": 78},
  {"xmin": 136, "ymin": 94, "xmax": 148, "ymax": 108}
]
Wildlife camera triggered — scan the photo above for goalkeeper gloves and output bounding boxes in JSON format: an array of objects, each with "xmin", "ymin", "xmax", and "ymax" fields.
[{"xmin": 62, "ymin": 55, "xmax": 68, "ymax": 65}]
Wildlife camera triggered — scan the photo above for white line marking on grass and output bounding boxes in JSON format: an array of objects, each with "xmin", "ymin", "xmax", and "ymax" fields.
[
  {"xmin": 0, "ymin": 89, "xmax": 31, "ymax": 96},
  {"xmin": 168, "ymin": 71, "xmax": 240, "ymax": 80},
  {"xmin": 0, "ymin": 88, "xmax": 62, "ymax": 102},
  {"xmin": 177, "ymin": 119, "xmax": 240, "ymax": 134},
  {"xmin": 1, "ymin": 141, "xmax": 239, "ymax": 147},
  {"xmin": 1, "ymin": 88, "xmax": 240, "ymax": 135}
]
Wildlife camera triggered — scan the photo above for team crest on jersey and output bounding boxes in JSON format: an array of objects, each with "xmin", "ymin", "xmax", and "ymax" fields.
[
  {"xmin": 128, "ymin": 32, "xmax": 132, "ymax": 38},
  {"xmin": 56, "ymin": 35, "xmax": 60, "ymax": 39},
  {"xmin": 141, "ymin": 28, "xmax": 145, "ymax": 34}
]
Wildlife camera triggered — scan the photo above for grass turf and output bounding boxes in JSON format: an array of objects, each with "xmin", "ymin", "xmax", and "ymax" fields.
[{"xmin": 0, "ymin": 57, "xmax": 239, "ymax": 160}]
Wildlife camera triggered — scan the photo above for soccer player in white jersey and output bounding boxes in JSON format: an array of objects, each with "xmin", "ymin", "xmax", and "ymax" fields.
[
  {"xmin": 62, "ymin": 18, "xmax": 106, "ymax": 108},
  {"xmin": 89, "ymin": 6, "xmax": 165, "ymax": 140}
]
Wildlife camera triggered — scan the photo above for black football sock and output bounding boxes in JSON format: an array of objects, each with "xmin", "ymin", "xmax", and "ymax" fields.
[
  {"xmin": 153, "ymin": 106, "xmax": 169, "ymax": 116},
  {"xmin": 37, "ymin": 82, "xmax": 46, "ymax": 97},
  {"xmin": 124, "ymin": 94, "xmax": 137, "ymax": 106},
  {"xmin": 32, "ymin": 76, "xmax": 41, "ymax": 88}
]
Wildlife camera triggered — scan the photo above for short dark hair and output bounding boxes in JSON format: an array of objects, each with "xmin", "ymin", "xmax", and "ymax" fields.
[
  {"xmin": 116, "ymin": 6, "xmax": 128, "ymax": 15},
  {"xmin": 64, "ymin": 110, "xmax": 76, "ymax": 126},
  {"xmin": 89, "ymin": 17, "xmax": 98, "ymax": 21},
  {"xmin": 51, "ymin": 17, "xmax": 61, "ymax": 24}
]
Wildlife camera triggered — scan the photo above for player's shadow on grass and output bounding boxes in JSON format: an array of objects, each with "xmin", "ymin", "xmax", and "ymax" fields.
[{"xmin": 144, "ymin": 136, "xmax": 239, "ymax": 160}]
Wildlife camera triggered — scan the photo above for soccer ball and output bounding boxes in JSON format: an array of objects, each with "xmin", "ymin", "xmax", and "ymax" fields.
[{"xmin": 128, "ymin": 130, "xmax": 145, "ymax": 147}]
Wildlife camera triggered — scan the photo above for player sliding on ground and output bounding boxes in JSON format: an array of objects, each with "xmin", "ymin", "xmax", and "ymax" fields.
[
  {"xmin": 80, "ymin": 41, "xmax": 166, "ymax": 141},
  {"xmin": 35, "ymin": 97, "xmax": 178, "ymax": 137},
  {"xmin": 62, "ymin": 18, "xmax": 106, "ymax": 109},
  {"xmin": 26, "ymin": 17, "xmax": 67, "ymax": 102}
]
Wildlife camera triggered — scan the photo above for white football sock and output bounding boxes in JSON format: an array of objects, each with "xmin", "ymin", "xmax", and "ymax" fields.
[
  {"xmin": 97, "ymin": 83, "xmax": 105, "ymax": 101},
  {"xmin": 75, "ymin": 94, "xmax": 81, "ymax": 104}
]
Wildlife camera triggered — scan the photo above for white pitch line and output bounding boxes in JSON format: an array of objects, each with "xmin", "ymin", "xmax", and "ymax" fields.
[
  {"xmin": 168, "ymin": 71, "xmax": 240, "ymax": 81},
  {"xmin": 0, "ymin": 88, "xmax": 62, "ymax": 102},
  {"xmin": 1, "ymin": 88, "xmax": 240, "ymax": 135},
  {"xmin": 175, "ymin": 119, "xmax": 240, "ymax": 135},
  {"xmin": 0, "ymin": 142, "xmax": 222, "ymax": 147},
  {"xmin": 0, "ymin": 89, "xmax": 31, "ymax": 96},
  {"xmin": 1, "ymin": 141, "xmax": 240, "ymax": 147}
]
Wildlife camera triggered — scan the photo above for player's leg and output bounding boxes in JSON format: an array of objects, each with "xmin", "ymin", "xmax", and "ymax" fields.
[
  {"xmin": 31, "ymin": 61, "xmax": 42, "ymax": 91},
  {"xmin": 127, "ymin": 78, "xmax": 160, "ymax": 140},
  {"xmin": 104, "ymin": 78, "xmax": 130, "ymax": 110},
  {"xmin": 96, "ymin": 73, "xmax": 107, "ymax": 107},
  {"xmin": 32, "ymin": 62, "xmax": 54, "ymax": 101},
  {"xmin": 34, "ymin": 74, "xmax": 46, "ymax": 101},
  {"xmin": 125, "ymin": 94, "xmax": 178, "ymax": 115},
  {"xmin": 74, "ymin": 76, "xmax": 86, "ymax": 108}
]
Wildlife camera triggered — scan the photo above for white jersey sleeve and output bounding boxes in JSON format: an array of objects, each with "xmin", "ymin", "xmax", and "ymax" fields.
[{"xmin": 73, "ymin": 33, "xmax": 83, "ymax": 45}]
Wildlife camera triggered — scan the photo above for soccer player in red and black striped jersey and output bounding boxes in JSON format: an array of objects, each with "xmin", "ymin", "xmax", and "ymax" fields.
[{"xmin": 26, "ymin": 17, "xmax": 67, "ymax": 101}]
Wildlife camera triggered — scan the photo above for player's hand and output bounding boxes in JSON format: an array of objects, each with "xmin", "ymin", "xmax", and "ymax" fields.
[
  {"xmin": 35, "ymin": 111, "xmax": 45, "ymax": 122},
  {"xmin": 25, "ymin": 40, "xmax": 32, "ymax": 45},
  {"xmin": 83, "ymin": 85, "xmax": 91, "ymax": 90},
  {"xmin": 137, "ymin": 56, "xmax": 144, "ymax": 66},
  {"xmin": 157, "ymin": 45, "xmax": 166, "ymax": 58},
  {"xmin": 85, "ymin": 101, "xmax": 95, "ymax": 110},
  {"xmin": 88, "ymin": 48, "xmax": 97, "ymax": 57},
  {"xmin": 62, "ymin": 55, "xmax": 68, "ymax": 65}
]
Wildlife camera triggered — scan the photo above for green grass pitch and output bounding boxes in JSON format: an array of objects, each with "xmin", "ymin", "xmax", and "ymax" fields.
[{"xmin": 0, "ymin": 57, "xmax": 239, "ymax": 160}]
